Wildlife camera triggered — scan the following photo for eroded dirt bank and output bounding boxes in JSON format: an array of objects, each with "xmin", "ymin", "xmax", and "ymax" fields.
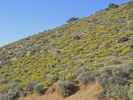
[{"xmin": 19, "ymin": 82, "xmax": 102, "ymax": 100}]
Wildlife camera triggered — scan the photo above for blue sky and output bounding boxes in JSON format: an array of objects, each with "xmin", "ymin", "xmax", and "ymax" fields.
[{"xmin": 0, "ymin": 0, "xmax": 127, "ymax": 47}]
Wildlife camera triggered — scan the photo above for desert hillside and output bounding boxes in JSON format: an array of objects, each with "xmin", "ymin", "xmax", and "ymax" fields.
[{"xmin": 0, "ymin": 2, "xmax": 133, "ymax": 100}]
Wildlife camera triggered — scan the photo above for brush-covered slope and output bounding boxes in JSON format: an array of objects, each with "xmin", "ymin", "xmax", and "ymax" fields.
[{"xmin": 0, "ymin": 2, "xmax": 133, "ymax": 100}]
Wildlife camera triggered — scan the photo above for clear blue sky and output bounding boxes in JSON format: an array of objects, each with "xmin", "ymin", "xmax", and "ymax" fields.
[{"xmin": 0, "ymin": 0, "xmax": 127, "ymax": 47}]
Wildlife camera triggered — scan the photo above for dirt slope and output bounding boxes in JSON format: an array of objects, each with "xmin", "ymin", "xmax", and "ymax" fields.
[{"xmin": 19, "ymin": 82, "xmax": 102, "ymax": 100}]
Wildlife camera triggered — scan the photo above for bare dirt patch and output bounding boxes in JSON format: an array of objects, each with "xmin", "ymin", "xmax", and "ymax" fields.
[{"xmin": 19, "ymin": 82, "xmax": 102, "ymax": 100}]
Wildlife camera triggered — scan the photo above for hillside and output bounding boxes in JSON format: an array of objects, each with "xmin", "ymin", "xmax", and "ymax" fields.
[{"xmin": 0, "ymin": 2, "xmax": 133, "ymax": 100}]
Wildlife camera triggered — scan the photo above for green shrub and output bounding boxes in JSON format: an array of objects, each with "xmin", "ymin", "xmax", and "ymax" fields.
[
  {"xmin": 7, "ymin": 87, "xmax": 24, "ymax": 100},
  {"xmin": 7, "ymin": 81, "xmax": 25, "ymax": 100},
  {"xmin": 46, "ymin": 74, "xmax": 58, "ymax": 85},
  {"xmin": 98, "ymin": 63, "xmax": 133, "ymax": 87},
  {"xmin": 105, "ymin": 85, "xmax": 129, "ymax": 100},
  {"xmin": 107, "ymin": 3, "xmax": 119, "ymax": 9},
  {"xmin": 34, "ymin": 83, "xmax": 47, "ymax": 95},
  {"xmin": 8, "ymin": 88, "xmax": 21, "ymax": 100},
  {"xmin": 128, "ymin": 86, "xmax": 133, "ymax": 100},
  {"xmin": 0, "ymin": 84, "xmax": 8, "ymax": 93},
  {"xmin": 97, "ymin": 63, "xmax": 133, "ymax": 99},
  {"xmin": 67, "ymin": 17, "xmax": 79, "ymax": 23},
  {"xmin": 58, "ymin": 80, "xmax": 78, "ymax": 97},
  {"xmin": 0, "ymin": 77, "xmax": 8, "ymax": 84},
  {"xmin": 76, "ymin": 71, "xmax": 95, "ymax": 85}
]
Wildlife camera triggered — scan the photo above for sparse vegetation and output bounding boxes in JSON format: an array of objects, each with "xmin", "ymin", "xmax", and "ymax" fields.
[
  {"xmin": 128, "ymin": 85, "xmax": 133, "ymax": 100},
  {"xmin": 58, "ymin": 80, "xmax": 78, "ymax": 97},
  {"xmin": 34, "ymin": 83, "xmax": 47, "ymax": 95},
  {"xmin": 106, "ymin": 3, "xmax": 119, "ymax": 10},
  {"xmin": 67, "ymin": 17, "xmax": 79, "ymax": 23},
  {"xmin": 76, "ymin": 71, "xmax": 95, "ymax": 85},
  {"xmin": 0, "ymin": 2, "xmax": 133, "ymax": 100},
  {"xmin": 96, "ymin": 63, "xmax": 133, "ymax": 100}
]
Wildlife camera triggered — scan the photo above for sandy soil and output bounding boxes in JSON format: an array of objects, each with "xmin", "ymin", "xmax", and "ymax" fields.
[{"xmin": 19, "ymin": 82, "xmax": 102, "ymax": 100}]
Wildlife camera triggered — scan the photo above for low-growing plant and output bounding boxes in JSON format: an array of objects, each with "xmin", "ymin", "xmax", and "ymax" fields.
[
  {"xmin": 7, "ymin": 86, "xmax": 24, "ymax": 100},
  {"xmin": 128, "ymin": 85, "xmax": 133, "ymax": 100},
  {"xmin": 34, "ymin": 82, "xmax": 47, "ymax": 95},
  {"xmin": 8, "ymin": 88, "xmax": 21, "ymax": 100},
  {"xmin": 0, "ymin": 84, "xmax": 8, "ymax": 93},
  {"xmin": 97, "ymin": 63, "xmax": 133, "ymax": 99},
  {"xmin": 76, "ymin": 71, "xmax": 95, "ymax": 85},
  {"xmin": 67, "ymin": 17, "xmax": 79, "ymax": 23},
  {"xmin": 46, "ymin": 74, "xmax": 58, "ymax": 85},
  {"xmin": 58, "ymin": 80, "xmax": 78, "ymax": 97},
  {"xmin": 7, "ymin": 81, "xmax": 25, "ymax": 100},
  {"xmin": 106, "ymin": 3, "xmax": 119, "ymax": 10},
  {"xmin": 105, "ymin": 85, "xmax": 129, "ymax": 100}
]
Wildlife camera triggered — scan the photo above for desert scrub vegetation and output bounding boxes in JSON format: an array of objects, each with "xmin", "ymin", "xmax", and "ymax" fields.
[
  {"xmin": 107, "ymin": 3, "xmax": 119, "ymax": 10},
  {"xmin": 0, "ymin": 2, "xmax": 133, "ymax": 100},
  {"xmin": 33, "ymin": 82, "xmax": 47, "ymax": 95},
  {"xmin": 58, "ymin": 80, "xmax": 78, "ymax": 97},
  {"xmin": 128, "ymin": 85, "xmax": 133, "ymax": 100},
  {"xmin": 96, "ymin": 63, "xmax": 133, "ymax": 100},
  {"xmin": 67, "ymin": 17, "xmax": 79, "ymax": 23},
  {"xmin": 76, "ymin": 70, "xmax": 95, "ymax": 85},
  {"xmin": 7, "ymin": 81, "xmax": 25, "ymax": 100}
]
